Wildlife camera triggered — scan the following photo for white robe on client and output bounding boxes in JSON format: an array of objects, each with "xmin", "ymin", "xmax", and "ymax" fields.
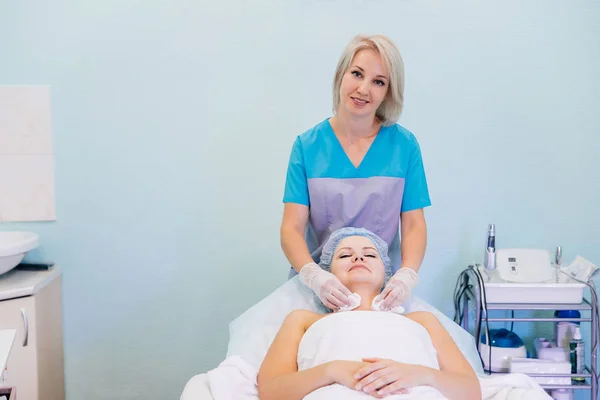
[{"xmin": 297, "ymin": 310, "xmax": 448, "ymax": 399}]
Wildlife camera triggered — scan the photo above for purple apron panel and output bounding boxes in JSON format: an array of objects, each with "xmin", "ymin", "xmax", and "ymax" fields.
[{"xmin": 294, "ymin": 176, "xmax": 405, "ymax": 275}]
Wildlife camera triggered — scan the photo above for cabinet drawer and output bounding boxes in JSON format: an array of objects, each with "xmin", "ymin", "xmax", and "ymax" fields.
[{"xmin": 0, "ymin": 296, "xmax": 38, "ymax": 400}]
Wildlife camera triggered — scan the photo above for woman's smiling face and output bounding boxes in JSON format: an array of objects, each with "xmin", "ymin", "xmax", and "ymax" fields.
[{"xmin": 337, "ymin": 48, "xmax": 390, "ymax": 120}]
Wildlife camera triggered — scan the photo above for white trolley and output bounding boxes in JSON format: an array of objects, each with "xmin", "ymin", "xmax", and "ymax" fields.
[{"xmin": 454, "ymin": 266, "xmax": 598, "ymax": 399}]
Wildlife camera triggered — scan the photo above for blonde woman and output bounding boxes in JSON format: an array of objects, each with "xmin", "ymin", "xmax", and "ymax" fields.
[
  {"xmin": 281, "ymin": 34, "xmax": 430, "ymax": 312},
  {"xmin": 259, "ymin": 228, "xmax": 480, "ymax": 400}
]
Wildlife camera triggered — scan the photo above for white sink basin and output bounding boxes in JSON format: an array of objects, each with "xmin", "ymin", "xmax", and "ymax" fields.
[
  {"xmin": 0, "ymin": 232, "xmax": 40, "ymax": 276},
  {"xmin": 481, "ymin": 267, "xmax": 586, "ymax": 304}
]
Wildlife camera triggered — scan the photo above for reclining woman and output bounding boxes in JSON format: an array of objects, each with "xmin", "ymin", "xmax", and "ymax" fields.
[{"xmin": 258, "ymin": 227, "xmax": 481, "ymax": 400}]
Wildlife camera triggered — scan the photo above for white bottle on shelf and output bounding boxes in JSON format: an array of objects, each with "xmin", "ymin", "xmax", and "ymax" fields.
[
  {"xmin": 569, "ymin": 326, "xmax": 585, "ymax": 383},
  {"xmin": 550, "ymin": 388, "xmax": 573, "ymax": 400}
]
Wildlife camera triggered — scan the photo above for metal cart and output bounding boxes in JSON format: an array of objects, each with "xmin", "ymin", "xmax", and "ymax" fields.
[{"xmin": 456, "ymin": 267, "xmax": 598, "ymax": 399}]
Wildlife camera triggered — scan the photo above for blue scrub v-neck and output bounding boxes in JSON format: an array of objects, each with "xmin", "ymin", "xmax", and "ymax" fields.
[{"xmin": 324, "ymin": 119, "xmax": 385, "ymax": 178}]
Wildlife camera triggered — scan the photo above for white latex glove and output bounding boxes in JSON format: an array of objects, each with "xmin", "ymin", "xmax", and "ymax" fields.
[
  {"xmin": 374, "ymin": 268, "xmax": 419, "ymax": 311},
  {"xmin": 299, "ymin": 262, "xmax": 352, "ymax": 310}
]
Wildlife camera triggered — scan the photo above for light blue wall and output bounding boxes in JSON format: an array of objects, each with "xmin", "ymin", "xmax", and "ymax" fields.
[{"xmin": 1, "ymin": 0, "xmax": 599, "ymax": 398}]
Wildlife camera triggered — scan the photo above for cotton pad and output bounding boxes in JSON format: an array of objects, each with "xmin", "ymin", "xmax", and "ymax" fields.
[
  {"xmin": 372, "ymin": 295, "xmax": 405, "ymax": 314},
  {"xmin": 337, "ymin": 293, "xmax": 362, "ymax": 312},
  {"xmin": 336, "ymin": 293, "xmax": 405, "ymax": 314}
]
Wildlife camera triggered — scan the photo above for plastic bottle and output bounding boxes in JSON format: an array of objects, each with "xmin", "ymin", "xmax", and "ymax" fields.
[
  {"xmin": 554, "ymin": 310, "xmax": 580, "ymax": 348},
  {"xmin": 569, "ymin": 326, "xmax": 585, "ymax": 383},
  {"xmin": 550, "ymin": 388, "xmax": 573, "ymax": 400}
]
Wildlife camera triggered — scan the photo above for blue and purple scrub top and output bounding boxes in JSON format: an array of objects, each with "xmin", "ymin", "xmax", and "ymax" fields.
[{"xmin": 283, "ymin": 118, "xmax": 431, "ymax": 276}]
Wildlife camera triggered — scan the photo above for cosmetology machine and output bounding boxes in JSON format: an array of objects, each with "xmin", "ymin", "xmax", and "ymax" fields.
[{"xmin": 454, "ymin": 224, "xmax": 599, "ymax": 400}]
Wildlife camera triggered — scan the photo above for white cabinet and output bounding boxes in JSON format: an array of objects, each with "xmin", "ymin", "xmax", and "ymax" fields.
[{"xmin": 0, "ymin": 268, "xmax": 64, "ymax": 400}]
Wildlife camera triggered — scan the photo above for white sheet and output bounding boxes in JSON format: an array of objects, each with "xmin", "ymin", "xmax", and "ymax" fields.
[
  {"xmin": 200, "ymin": 356, "xmax": 551, "ymax": 400},
  {"xmin": 180, "ymin": 373, "xmax": 213, "ymax": 400},
  {"xmin": 207, "ymin": 356, "xmax": 258, "ymax": 400},
  {"xmin": 179, "ymin": 347, "xmax": 552, "ymax": 400},
  {"xmin": 479, "ymin": 373, "xmax": 553, "ymax": 400}
]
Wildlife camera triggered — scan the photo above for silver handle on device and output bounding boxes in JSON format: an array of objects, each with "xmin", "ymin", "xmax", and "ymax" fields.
[{"xmin": 21, "ymin": 308, "xmax": 29, "ymax": 347}]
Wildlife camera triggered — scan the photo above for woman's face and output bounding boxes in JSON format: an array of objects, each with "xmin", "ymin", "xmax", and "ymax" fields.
[
  {"xmin": 338, "ymin": 48, "xmax": 390, "ymax": 120},
  {"xmin": 330, "ymin": 235, "xmax": 385, "ymax": 289}
]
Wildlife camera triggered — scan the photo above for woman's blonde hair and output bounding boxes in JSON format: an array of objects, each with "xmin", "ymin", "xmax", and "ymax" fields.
[{"xmin": 332, "ymin": 34, "xmax": 405, "ymax": 126}]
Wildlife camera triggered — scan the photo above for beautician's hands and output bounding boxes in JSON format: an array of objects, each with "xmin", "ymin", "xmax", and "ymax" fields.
[
  {"xmin": 354, "ymin": 358, "xmax": 433, "ymax": 397},
  {"xmin": 298, "ymin": 262, "xmax": 352, "ymax": 310},
  {"xmin": 374, "ymin": 268, "xmax": 419, "ymax": 311}
]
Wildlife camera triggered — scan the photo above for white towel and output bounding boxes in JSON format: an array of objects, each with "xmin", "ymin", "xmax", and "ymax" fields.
[
  {"xmin": 298, "ymin": 312, "xmax": 443, "ymax": 399},
  {"xmin": 206, "ymin": 356, "xmax": 551, "ymax": 400},
  {"xmin": 207, "ymin": 312, "xmax": 551, "ymax": 400},
  {"xmin": 207, "ymin": 356, "xmax": 259, "ymax": 400},
  {"xmin": 480, "ymin": 373, "xmax": 552, "ymax": 400}
]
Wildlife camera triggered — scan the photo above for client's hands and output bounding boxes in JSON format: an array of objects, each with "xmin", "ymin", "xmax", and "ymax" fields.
[
  {"xmin": 327, "ymin": 361, "xmax": 370, "ymax": 392},
  {"xmin": 298, "ymin": 262, "xmax": 352, "ymax": 310},
  {"xmin": 354, "ymin": 358, "xmax": 433, "ymax": 397},
  {"xmin": 375, "ymin": 268, "xmax": 419, "ymax": 311}
]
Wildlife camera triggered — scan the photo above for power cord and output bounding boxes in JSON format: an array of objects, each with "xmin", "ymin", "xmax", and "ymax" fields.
[
  {"xmin": 468, "ymin": 264, "xmax": 492, "ymax": 375},
  {"xmin": 453, "ymin": 270, "xmax": 471, "ymax": 326},
  {"xmin": 510, "ymin": 310, "xmax": 514, "ymax": 332},
  {"xmin": 451, "ymin": 264, "xmax": 492, "ymax": 374}
]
